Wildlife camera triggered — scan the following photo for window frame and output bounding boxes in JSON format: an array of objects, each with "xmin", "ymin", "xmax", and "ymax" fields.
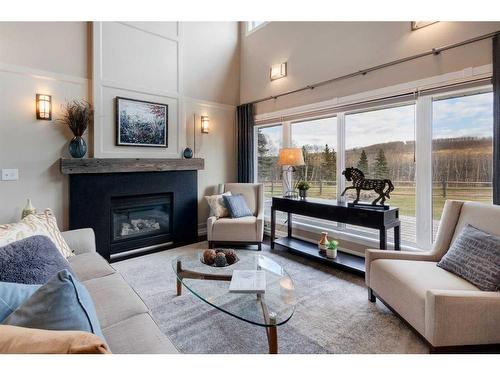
[
  {"xmin": 253, "ymin": 83, "xmax": 494, "ymax": 251},
  {"xmin": 246, "ymin": 21, "xmax": 269, "ymax": 36}
]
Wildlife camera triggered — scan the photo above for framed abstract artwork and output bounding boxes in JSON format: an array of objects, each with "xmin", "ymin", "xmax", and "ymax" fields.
[{"xmin": 116, "ymin": 97, "xmax": 168, "ymax": 147}]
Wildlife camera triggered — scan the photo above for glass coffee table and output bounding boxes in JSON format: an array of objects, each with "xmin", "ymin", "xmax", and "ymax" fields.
[{"xmin": 172, "ymin": 250, "xmax": 296, "ymax": 354}]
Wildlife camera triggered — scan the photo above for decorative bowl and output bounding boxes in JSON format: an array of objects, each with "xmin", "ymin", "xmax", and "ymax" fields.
[{"xmin": 200, "ymin": 249, "xmax": 239, "ymax": 267}]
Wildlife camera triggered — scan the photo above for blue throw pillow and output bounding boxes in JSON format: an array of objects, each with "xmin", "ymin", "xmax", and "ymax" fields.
[
  {"xmin": 0, "ymin": 282, "xmax": 40, "ymax": 322},
  {"xmin": 223, "ymin": 194, "xmax": 253, "ymax": 218},
  {"xmin": 2, "ymin": 269, "xmax": 106, "ymax": 342},
  {"xmin": 0, "ymin": 235, "xmax": 74, "ymax": 284}
]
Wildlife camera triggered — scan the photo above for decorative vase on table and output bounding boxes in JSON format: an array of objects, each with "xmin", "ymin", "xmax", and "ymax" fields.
[
  {"xmin": 326, "ymin": 239, "xmax": 338, "ymax": 259},
  {"xmin": 299, "ymin": 189, "xmax": 307, "ymax": 199},
  {"xmin": 318, "ymin": 232, "xmax": 329, "ymax": 254},
  {"xmin": 21, "ymin": 198, "xmax": 36, "ymax": 219},
  {"xmin": 69, "ymin": 136, "xmax": 87, "ymax": 158}
]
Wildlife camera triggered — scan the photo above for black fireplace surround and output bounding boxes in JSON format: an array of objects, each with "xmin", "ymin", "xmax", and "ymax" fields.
[{"xmin": 68, "ymin": 171, "xmax": 198, "ymax": 261}]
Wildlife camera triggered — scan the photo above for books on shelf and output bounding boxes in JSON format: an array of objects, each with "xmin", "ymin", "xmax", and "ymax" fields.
[{"xmin": 229, "ymin": 270, "xmax": 266, "ymax": 294}]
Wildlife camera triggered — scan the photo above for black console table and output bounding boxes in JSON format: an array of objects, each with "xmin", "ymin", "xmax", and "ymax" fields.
[{"xmin": 270, "ymin": 197, "xmax": 400, "ymax": 275}]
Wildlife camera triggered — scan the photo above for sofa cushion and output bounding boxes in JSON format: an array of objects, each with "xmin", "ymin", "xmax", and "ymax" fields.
[
  {"xmin": 0, "ymin": 235, "xmax": 74, "ymax": 284},
  {"xmin": 3, "ymin": 270, "xmax": 105, "ymax": 342},
  {"xmin": 68, "ymin": 252, "xmax": 115, "ymax": 282},
  {"xmin": 212, "ymin": 216, "xmax": 257, "ymax": 242},
  {"xmin": 438, "ymin": 224, "xmax": 500, "ymax": 291},
  {"xmin": 83, "ymin": 273, "xmax": 148, "ymax": 329},
  {"xmin": 370, "ymin": 259, "xmax": 478, "ymax": 335},
  {"xmin": 102, "ymin": 313, "xmax": 178, "ymax": 354}
]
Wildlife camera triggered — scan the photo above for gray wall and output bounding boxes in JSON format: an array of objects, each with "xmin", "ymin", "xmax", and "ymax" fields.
[
  {"xmin": 240, "ymin": 22, "xmax": 500, "ymax": 114},
  {"xmin": 0, "ymin": 22, "xmax": 239, "ymax": 230}
]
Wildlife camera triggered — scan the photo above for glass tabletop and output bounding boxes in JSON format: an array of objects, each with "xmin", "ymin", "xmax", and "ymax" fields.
[{"xmin": 171, "ymin": 250, "xmax": 296, "ymax": 327}]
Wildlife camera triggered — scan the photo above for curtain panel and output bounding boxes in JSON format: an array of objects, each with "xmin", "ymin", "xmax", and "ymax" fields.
[
  {"xmin": 493, "ymin": 35, "xmax": 500, "ymax": 205},
  {"xmin": 236, "ymin": 104, "xmax": 255, "ymax": 183}
]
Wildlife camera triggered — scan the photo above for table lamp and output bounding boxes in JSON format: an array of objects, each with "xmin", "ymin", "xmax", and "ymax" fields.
[{"xmin": 278, "ymin": 148, "xmax": 305, "ymax": 198}]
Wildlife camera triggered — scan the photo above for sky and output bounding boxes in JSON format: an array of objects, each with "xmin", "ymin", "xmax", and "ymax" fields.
[{"xmin": 259, "ymin": 91, "xmax": 493, "ymax": 154}]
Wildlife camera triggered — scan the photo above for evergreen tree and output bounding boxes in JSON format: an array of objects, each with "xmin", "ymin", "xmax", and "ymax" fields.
[
  {"xmin": 357, "ymin": 149, "xmax": 368, "ymax": 175},
  {"xmin": 257, "ymin": 131, "xmax": 272, "ymax": 180},
  {"xmin": 322, "ymin": 144, "xmax": 336, "ymax": 181},
  {"xmin": 374, "ymin": 149, "xmax": 389, "ymax": 179}
]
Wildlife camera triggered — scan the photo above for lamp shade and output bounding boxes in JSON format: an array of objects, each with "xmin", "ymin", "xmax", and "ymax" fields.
[{"xmin": 278, "ymin": 148, "xmax": 305, "ymax": 166}]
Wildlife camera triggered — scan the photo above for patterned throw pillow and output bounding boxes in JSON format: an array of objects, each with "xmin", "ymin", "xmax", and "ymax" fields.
[
  {"xmin": 437, "ymin": 224, "xmax": 500, "ymax": 291},
  {"xmin": 0, "ymin": 209, "xmax": 73, "ymax": 258},
  {"xmin": 205, "ymin": 191, "xmax": 232, "ymax": 218}
]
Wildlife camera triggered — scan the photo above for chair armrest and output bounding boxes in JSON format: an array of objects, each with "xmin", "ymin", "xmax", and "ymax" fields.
[
  {"xmin": 425, "ymin": 289, "xmax": 500, "ymax": 347},
  {"xmin": 61, "ymin": 228, "xmax": 96, "ymax": 255},
  {"xmin": 365, "ymin": 249, "xmax": 438, "ymax": 286},
  {"xmin": 256, "ymin": 211, "xmax": 264, "ymax": 242},
  {"xmin": 206, "ymin": 216, "xmax": 217, "ymax": 241}
]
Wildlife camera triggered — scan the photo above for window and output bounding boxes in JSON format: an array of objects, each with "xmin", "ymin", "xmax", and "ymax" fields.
[
  {"xmin": 246, "ymin": 21, "xmax": 267, "ymax": 34},
  {"xmin": 432, "ymin": 91, "xmax": 493, "ymax": 239},
  {"xmin": 345, "ymin": 104, "xmax": 416, "ymax": 243},
  {"xmin": 256, "ymin": 125, "xmax": 283, "ymax": 217},
  {"xmin": 291, "ymin": 117, "xmax": 337, "ymax": 199}
]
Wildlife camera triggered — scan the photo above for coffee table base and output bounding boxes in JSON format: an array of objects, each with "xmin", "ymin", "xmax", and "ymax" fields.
[{"xmin": 175, "ymin": 259, "xmax": 279, "ymax": 354}]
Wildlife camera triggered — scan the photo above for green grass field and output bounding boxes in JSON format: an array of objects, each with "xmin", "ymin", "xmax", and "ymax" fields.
[{"xmin": 262, "ymin": 181, "xmax": 492, "ymax": 220}]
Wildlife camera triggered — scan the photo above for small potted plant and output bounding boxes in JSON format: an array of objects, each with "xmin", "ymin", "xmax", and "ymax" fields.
[
  {"xmin": 296, "ymin": 180, "xmax": 310, "ymax": 199},
  {"xmin": 326, "ymin": 239, "xmax": 338, "ymax": 259},
  {"xmin": 58, "ymin": 100, "xmax": 93, "ymax": 158}
]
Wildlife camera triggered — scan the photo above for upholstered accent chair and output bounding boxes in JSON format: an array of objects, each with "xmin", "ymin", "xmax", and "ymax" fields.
[
  {"xmin": 366, "ymin": 200, "xmax": 500, "ymax": 352},
  {"xmin": 207, "ymin": 183, "xmax": 264, "ymax": 250}
]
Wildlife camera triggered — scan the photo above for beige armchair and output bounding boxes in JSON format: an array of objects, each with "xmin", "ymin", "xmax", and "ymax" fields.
[
  {"xmin": 366, "ymin": 200, "xmax": 500, "ymax": 352},
  {"xmin": 207, "ymin": 183, "xmax": 264, "ymax": 250}
]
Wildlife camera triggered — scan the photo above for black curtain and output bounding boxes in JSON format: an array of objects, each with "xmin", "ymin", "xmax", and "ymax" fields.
[
  {"xmin": 493, "ymin": 35, "xmax": 500, "ymax": 204},
  {"xmin": 236, "ymin": 104, "xmax": 255, "ymax": 183}
]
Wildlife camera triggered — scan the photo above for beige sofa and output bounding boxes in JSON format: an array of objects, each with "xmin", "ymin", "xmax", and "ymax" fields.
[
  {"xmin": 62, "ymin": 228, "xmax": 178, "ymax": 353},
  {"xmin": 366, "ymin": 200, "xmax": 500, "ymax": 351},
  {"xmin": 207, "ymin": 183, "xmax": 264, "ymax": 250}
]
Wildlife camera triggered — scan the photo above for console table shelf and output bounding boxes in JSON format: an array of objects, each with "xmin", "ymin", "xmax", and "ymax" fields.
[{"xmin": 274, "ymin": 237, "xmax": 365, "ymax": 275}]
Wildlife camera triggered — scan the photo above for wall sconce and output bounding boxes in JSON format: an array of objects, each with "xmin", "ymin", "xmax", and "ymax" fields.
[
  {"xmin": 270, "ymin": 62, "xmax": 287, "ymax": 81},
  {"xmin": 36, "ymin": 94, "xmax": 52, "ymax": 120},
  {"xmin": 201, "ymin": 116, "xmax": 210, "ymax": 133},
  {"xmin": 411, "ymin": 21, "xmax": 438, "ymax": 31}
]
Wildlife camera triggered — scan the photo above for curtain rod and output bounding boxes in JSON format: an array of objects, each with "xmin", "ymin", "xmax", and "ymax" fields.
[{"xmin": 245, "ymin": 30, "xmax": 500, "ymax": 106}]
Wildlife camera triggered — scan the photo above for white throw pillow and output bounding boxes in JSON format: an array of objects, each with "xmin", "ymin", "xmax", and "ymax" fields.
[
  {"xmin": 0, "ymin": 209, "xmax": 74, "ymax": 258},
  {"xmin": 205, "ymin": 191, "xmax": 232, "ymax": 218}
]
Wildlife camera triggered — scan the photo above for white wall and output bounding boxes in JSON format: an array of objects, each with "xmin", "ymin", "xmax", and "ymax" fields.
[
  {"xmin": 240, "ymin": 22, "xmax": 500, "ymax": 114},
  {"xmin": 0, "ymin": 21, "xmax": 240, "ymax": 230}
]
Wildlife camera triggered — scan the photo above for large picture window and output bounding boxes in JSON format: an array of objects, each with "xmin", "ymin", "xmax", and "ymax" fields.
[
  {"xmin": 345, "ymin": 104, "xmax": 416, "ymax": 243},
  {"xmin": 291, "ymin": 117, "xmax": 337, "ymax": 199},
  {"xmin": 253, "ymin": 84, "xmax": 493, "ymax": 249},
  {"xmin": 432, "ymin": 91, "xmax": 493, "ymax": 239}
]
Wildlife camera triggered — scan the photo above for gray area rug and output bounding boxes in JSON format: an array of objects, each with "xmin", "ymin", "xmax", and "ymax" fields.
[{"xmin": 113, "ymin": 242, "xmax": 428, "ymax": 354}]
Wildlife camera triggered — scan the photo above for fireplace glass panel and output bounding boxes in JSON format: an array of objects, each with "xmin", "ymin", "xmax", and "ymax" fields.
[{"xmin": 111, "ymin": 194, "xmax": 172, "ymax": 243}]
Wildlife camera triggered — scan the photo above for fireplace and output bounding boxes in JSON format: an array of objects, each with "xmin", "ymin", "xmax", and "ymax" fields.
[
  {"xmin": 65, "ymin": 164, "xmax": 201, "ymax": 262},
  {"xmin": 110, "ymin": 193, "xmax": 173, "ymax": 254}
]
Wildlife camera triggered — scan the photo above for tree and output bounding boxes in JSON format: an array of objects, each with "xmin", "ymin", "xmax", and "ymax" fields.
[
  {"xmin": 257, "ymin": 131, "xmax": 272, "ymax": 181},
  {"xmin": 373, "ymin": 149, "xmax": 389, "ymax": 179},
  {"xmin": 322, "ymin": 144, "xmax": 336, "ymax": 182},
  {"xmin": 357, "ymin": 149, "xmax": 368, "ymax": 175}
]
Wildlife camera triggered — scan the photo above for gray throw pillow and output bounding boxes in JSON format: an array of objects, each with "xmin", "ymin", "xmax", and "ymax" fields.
[
  {"xmin": 0, "ymin": 235, "xmax": 74, "ymax": 284},
  {"xmin": 437, "ymin": 224, "xmax": 500, "ymax": 291},
  {"xmin": 223, "ymin": 194, "xmax": 253, "ymax": 218}
]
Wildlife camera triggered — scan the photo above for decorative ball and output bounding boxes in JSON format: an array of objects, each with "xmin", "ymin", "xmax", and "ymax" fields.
[
  {"xmin": 215, "ymin": 249, "xmax": 225, "ymax": 253},
  {"xmin": 183, "ymin": 147, "xmax": 193, "ymax": 159},
  {"xmin": 224, "ymin": 249, "xmax": 237, "ymax": 265},
  {"xmin": 214, "ymin": 252, "xmax": 227, "ymax": 267},
  {"xmin": 203, "ymin": 249, "xmax": 216, "ymax": 265}
]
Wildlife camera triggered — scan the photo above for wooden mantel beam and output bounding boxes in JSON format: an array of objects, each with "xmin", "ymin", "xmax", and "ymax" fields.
[{"xmin": 60, "ymin": 158, "xmax": 205, "ymax": 174}]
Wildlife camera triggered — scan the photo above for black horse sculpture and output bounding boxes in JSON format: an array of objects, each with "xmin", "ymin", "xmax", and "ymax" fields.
[{"xmin": 341, "ymin": 167, "xmax": 394, "ymax": 205}]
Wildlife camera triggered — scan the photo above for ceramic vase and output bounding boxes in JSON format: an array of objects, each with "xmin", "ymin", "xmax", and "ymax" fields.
[
  {"xmin": 318, "ymin": 232, "xmax": 328, "ymax": 254},
  {"xmin": 299, "ymin": 189, "xmax": 307, "ymax": 199},
  {"xmin": 326, "ymin": 246, "xmax": 337, "ymax": 259},
  {"xmin": 69, "ymin": 136, "xmax": 87, "ymax": 158}
]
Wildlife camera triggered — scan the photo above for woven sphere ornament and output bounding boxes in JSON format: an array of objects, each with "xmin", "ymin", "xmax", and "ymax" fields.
[
  {"xmin": 224, "ymin": 249, "xmax": 237, "ymax": 265},
  {"xmin": 203, "ymin": 249, "xmax": 217, "ymax": 265},
  {"xmin": 214, "ymin": 252, "xmax": 227, "ymax": 267}
]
